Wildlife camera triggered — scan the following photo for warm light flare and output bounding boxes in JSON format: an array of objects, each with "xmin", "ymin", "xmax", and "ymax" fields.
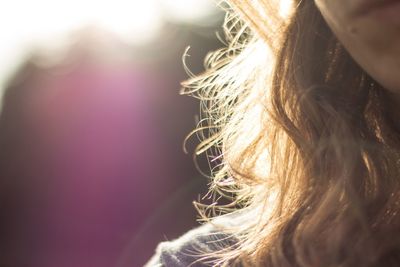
[
  {"xmin": 0, "ymin": 0, "xmax": 218, "ymax": 90},
  {"xmin": 280, "ymin": 0, "xmax": 294, "ymax": 18}
]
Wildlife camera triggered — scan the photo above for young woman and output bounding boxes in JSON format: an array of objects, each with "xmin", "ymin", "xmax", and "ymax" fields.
[{"xmin": 147, "ymin": 0, "xmax": 400, "ymax": 266}]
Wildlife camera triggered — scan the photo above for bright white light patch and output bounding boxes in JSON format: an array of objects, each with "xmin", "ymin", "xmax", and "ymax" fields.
[
  {"xmin": 158, "ymin": 0, "xmax": 218, "ymax": 23},
  {"xmin": 0, "ymin": 0, "xmax": 165, "ymax": 89},
  {"xmin": 0, "ymin": 0, "xmax": 164, "ymax": 45},
  {"xmin": 279, "ymin": 0, "xmax": 294, "ymax": 18}
]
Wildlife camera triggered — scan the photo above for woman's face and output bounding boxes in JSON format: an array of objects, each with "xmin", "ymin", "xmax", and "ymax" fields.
[{"xmin": 314, "ymin": 0, "xmax": 400, "ymax": 94}]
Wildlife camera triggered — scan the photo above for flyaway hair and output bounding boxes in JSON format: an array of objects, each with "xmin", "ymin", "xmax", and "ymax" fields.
[{"xmin": 182, "ymin": 1, "xmax": 400, "ymax": 266}]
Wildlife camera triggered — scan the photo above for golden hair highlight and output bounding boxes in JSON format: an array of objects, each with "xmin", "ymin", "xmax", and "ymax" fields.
[{"xmin": 182, "ymin": 1, "xmax": 400, "ymax": 266}]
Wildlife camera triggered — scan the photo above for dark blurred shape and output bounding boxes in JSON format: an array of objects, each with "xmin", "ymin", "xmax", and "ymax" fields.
[{"xmin": 0, "ymin": 12, "xmax": 223, "ymax": 267}]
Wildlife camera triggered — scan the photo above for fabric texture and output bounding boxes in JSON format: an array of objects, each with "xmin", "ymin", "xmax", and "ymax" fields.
[{"xmin": 145, "ymin": 221, "xmax": 238, "ymax": 267}]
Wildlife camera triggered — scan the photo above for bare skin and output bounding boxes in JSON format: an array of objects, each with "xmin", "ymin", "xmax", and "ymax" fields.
[{"xmin": 314, "ymin": 0, "xmax": 400, "ymax": 95}]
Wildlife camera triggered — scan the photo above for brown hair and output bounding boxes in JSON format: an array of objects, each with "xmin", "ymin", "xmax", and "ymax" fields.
[{"xmin": 182, "ymin": 0, "xmax": 400, "ymax": 266}]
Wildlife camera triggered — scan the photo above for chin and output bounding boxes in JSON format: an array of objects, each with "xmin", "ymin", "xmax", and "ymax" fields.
[{"xmin": 369, "ymin": 51, "xmax": 400, "ymax": 92}]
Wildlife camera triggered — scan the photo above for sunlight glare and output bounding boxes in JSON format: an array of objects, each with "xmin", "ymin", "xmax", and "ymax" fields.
[
  {"xmin": 158, "ymin": 0, "xmax": 218, "ymax": 23},
  {"xmin": 0, "ymin": 0, "xmax": 218, "ymax": 90},
  {"xmin": 279, "ymin": 0, "xmax": 294, "ymax": 18}
]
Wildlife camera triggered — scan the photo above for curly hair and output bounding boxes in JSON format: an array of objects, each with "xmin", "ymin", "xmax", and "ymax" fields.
[{"xmin": 182, "ymin": 0, "xmax": 400, "ymax": 266}]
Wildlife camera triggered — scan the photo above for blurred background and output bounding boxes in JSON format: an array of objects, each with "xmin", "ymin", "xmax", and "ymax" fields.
[{"xmin": 0, "ymin": 1, "xmax": 224, "ymax": 266}]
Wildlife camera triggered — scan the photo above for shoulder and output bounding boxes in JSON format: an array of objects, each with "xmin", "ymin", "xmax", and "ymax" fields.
[{"xmin": 145, "ymin": 221, "xmax": 238, "ymax": 267}]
